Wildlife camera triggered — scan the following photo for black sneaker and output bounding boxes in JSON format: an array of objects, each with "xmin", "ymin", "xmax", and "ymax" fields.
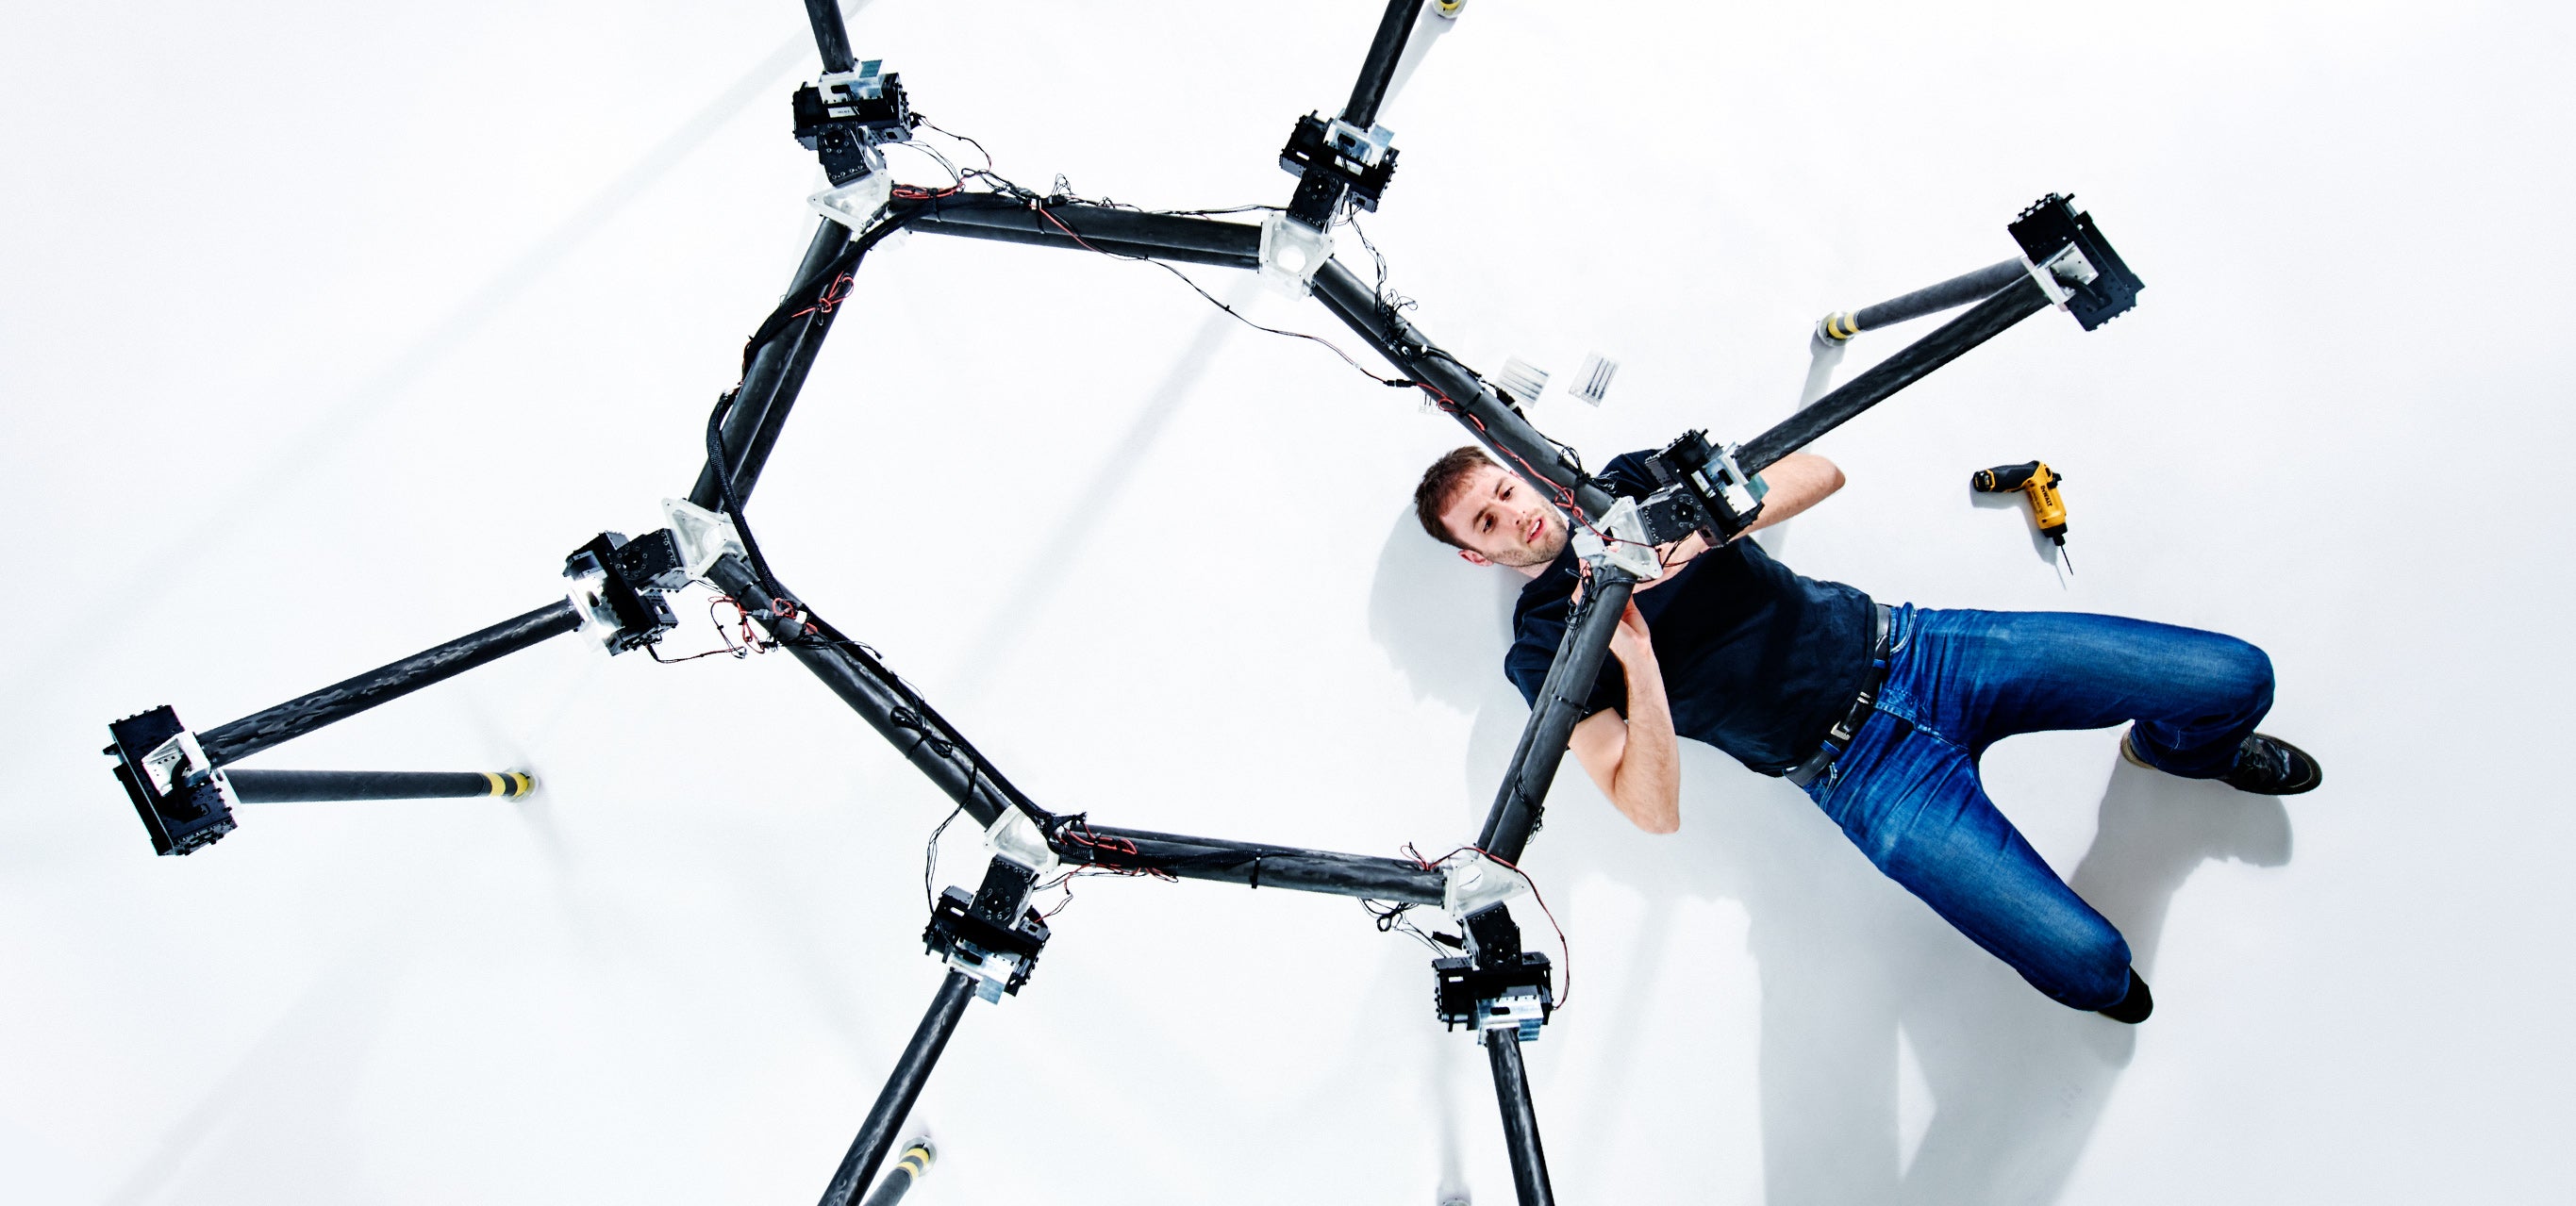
[
  {"xmin": 2098, "ymin": 969, "xmax": 2153, "ymax": 1024},
  {"xmin": 2221, "ymin": 733, "xmax": 2322, "ymax": 796}
]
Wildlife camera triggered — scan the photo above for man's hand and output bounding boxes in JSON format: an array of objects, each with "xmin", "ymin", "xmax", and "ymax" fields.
[
  {"xmin": 1567, "ymin": 601, "xmax": 1682, "ymax": 834},
  {"xmin": 1606, "ymin": 598, "xmax": 1654, "ymax": 665},
  {"xmin": 1596, "ymin": 453, "xmax": 1844, "ymax": 595},
  {"xmin": 1636, "ymin": 532, "xmax": 1710, "ymax": 593}
]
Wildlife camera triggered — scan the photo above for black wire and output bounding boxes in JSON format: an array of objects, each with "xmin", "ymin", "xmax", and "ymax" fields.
[
  {"xmin": 695, "ymin": 200, "xmax": 1072, "ymax": 850},
  {"xmin": 704, "ymin": 389, "xmax": 794, "ymax": 610},
  {"xmin": 1361, "ymin": 898, "xmax": 1447, "ymax": 955},
  {"xmin": 883, "ymin": 138, "xmax": 963, "ymax": 190},
  {"xmin": 704, "ymin": 207, "xmax": 926, "ymax": 609},
  {"xmin": 901, "ymin": 129, "xmax": 1397, "ymax": 387},
  {"xmin": 1021, "ymin": 200, "xmax": 1414, "ymax": 388},
  {"xmin": 923, "ymin": 804, "xmax": 962, "ymax": 913},
  {"xmin": 783, "ymin": 617, "xmax": 1063, "ymax": 840},
  {"xmin": 916, "ymin": 118, "xmax": 992, "ymax": 171}
]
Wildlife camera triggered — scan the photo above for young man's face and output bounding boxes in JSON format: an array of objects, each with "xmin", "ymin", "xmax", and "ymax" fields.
[{"xmin": 1438, "ymin": 463, "xmax": 1570, "ymax": 569}]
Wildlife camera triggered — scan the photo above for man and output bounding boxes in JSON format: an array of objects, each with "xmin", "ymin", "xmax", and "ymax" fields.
[{"xmin": 1414, "ymin": 444, "xmax": 2320, "ymax": 1022}]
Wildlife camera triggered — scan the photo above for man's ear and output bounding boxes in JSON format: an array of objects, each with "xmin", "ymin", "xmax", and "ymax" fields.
[{"xmin": 1457, "ymin": 548, "xmax": 1494, "ymax": 567}]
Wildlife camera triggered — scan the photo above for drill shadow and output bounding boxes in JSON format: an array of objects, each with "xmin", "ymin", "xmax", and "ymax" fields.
[{"xmin": 1966, "ymin": 486, "xmax": 2066, "ymax": 573}]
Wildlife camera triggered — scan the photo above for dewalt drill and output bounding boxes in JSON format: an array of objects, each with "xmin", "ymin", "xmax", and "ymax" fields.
[{"xmin": 1970, "ymin": 460, "xmax": 2072, "ymax": 570}]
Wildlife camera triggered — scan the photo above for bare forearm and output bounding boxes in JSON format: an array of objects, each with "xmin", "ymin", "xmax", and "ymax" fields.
[
  {"xmin": 1740, "ymin": 452, "xmax": 1843, "ymax": 535},
  {"xmin": 1605, "ymin": 654, "xmax": 1681, "ymax": 833}
]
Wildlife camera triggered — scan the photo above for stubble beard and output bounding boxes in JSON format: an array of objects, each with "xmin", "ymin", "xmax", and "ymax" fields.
[{"xmin": 1487, "ymin": 512, "xmax": 1568, "ymax": 569}]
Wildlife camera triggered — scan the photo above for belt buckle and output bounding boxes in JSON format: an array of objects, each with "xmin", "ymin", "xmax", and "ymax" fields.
[{"xmin": 1828, "ymin": 685, "xmax": 1874, "ymax": 744}]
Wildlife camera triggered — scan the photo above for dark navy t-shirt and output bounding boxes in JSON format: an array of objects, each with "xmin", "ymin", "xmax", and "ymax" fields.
[{"xmin": 1504, "ymin": 452, "xmax": 1876, "ymax": 775}]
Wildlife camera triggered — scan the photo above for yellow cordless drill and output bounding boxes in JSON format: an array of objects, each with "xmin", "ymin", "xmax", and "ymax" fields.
[{"xmin": 1971, "ymin": 460, "xmax": 2072, "ymax": 570}]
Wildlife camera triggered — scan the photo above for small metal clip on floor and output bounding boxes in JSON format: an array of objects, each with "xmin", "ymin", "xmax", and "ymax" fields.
[{"xmin": 97, "ymin": 1, "xmax": 2140, "ymax": 1201}]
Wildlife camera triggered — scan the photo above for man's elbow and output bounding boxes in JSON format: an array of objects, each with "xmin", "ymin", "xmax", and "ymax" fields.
[
  {"xmin": 1809, "ymin": 455, "xmax": 1847, "ymax": 498},
  {"xmin": 1625, "ymin": 800, "xmax": 1682, "ymax": 834}
]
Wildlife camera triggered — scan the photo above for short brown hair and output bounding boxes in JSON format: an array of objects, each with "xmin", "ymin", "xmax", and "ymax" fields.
[{"xmin": 1414, "ymin": 445, "xmax": 1497, "ymax": 550}]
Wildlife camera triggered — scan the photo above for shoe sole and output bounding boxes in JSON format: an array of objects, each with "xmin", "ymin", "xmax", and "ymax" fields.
[
  {"xmin": 2231, "ymin": 733, "xmax": 2324, "ymax": 796},
  {"xmin": 2125, "ymin": 729, "xmax": 2324, "ymax": 796}
]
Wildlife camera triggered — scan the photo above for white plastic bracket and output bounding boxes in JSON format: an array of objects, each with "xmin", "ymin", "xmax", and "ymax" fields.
[
  {"xmin": 1258, "ymin": 211, "xmax": 1335, "ymax": 296},
  {"xmin": 2024, "ymin": 242, "xmax": 2101, "ymax": 308},
  {"xmin": 1569, "ymin": 495, "xmax": 1664, "ymax": 583},
  {"xmin": 1442, "ymin": 850, "xmax": 1530, "ymax": 919},
  {"xmin": 1325, "ymin": 118, "xmax": 1395, "ymax": 167},
  {"xmin": 661, "ymin": 498, "xmax": 748, "ymax": 578},
  {"xmin": 140, "ymin": 729, "xmax": 232, "ymax": 804},
  {"xmin": 809, "ymin": 153, "xmax": 893, "ymax": 233},
  {"xmin": 983, "ymin": 807, "xmax": 1061, "ymax": 878}
]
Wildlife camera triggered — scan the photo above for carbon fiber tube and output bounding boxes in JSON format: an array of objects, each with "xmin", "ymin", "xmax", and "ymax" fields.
[
  {"xmin": 1344, "ymin": 0, "xmax": 1430, "ymax": 129},
  {"xmin": 1310, "ymin": 256, "xmax": 1634, "ymax": 866},
  {"xmin": 859, "ymin": 1142, "xmax": 934, "ymax": 1206},
  {"xmin": 1739, "ymin": 274, "xmax": 2052, "ymax": 474},
  {"xmin": 1473, "ymin": 570, "xmax": 1637, "ymax": 864},
  {"xmin": 706, "ymin": 556, "xmax": 1024, "ymax": 829},
  {"xmin": 707, "ymin": 556, "xmax": 1444, "ymax": 901},
  {"xmin": 804, "ymin": 0, "xmax": 856, "ymax": 74},
  {"xmin": 1308, "ymin": 260, "xmax": 1617, "ymax": 520},
  {"xmin": 226, "ymin": 768, "xmax": 531, "ymax": 802},
  {"xmin": 817, "ymin": 970, "xmax": 977, "ymax": 1206},
  {"xmin": 726, "ymin": 299, "xmax": 844, "ymax": 504},
  {"xmin": 906, "ymin": 202, "xmax": 1261, "ymax": 270},
  {"xmin": 199, "ymin": 601, "xmax": 581, "ymax": 768},
  {"xmin": 688, "ymin": 219, "xmax": 856, "ymax": 511},
  {"xmin": 1071, "ymin": 825, "xmax": 1446, "ymax": 905},
  {"xmin": 1487, "ymin": 1031, "xmax": 1555, "ymax": 1206},
  {"xmin": 1848, "ymin": 258, "xmax": 2024, "ymax": 333}
]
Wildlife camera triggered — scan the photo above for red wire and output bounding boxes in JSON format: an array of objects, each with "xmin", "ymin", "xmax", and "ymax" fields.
[
  {"xmin": 1470, "ymin": 847, "xmax": 1574, "ymax": 1013},
  {"xmin": 1398, "ymin": 841, "xmax": 1574, "ymax": 1011},
  {"xmin": 789, "ymin": 272, "xmax": 856, "ymax": 319}
]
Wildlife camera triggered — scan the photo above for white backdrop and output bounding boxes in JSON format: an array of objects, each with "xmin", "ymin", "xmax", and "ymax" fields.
[{"xmin": 6, "ymin": 2, "xmax": 2571, "ymax": 1202}]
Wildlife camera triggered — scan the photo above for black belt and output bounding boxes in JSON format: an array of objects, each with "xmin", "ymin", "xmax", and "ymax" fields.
[{"xmin": 1781, "ymin": 603, "xmax": 1894, "ymax": 789}]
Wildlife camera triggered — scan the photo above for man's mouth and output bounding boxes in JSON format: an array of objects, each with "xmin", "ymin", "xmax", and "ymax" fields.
[{"xmin": 1523, "ymin": 515, "xmax": 1543, "ymax": 545}]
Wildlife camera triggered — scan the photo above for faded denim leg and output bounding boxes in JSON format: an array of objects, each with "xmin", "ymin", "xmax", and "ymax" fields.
[
  {"xmin": 1813, "ymin": 706, "xmax": 2135, "ymax": 1010},
  {"xmin": 1793, "ymin": 606, "xmax": 2273, "ymax": 1010},
  {"xmin": 1892, "ymin": 608, "xmax": 2276, "ymax": 778}
]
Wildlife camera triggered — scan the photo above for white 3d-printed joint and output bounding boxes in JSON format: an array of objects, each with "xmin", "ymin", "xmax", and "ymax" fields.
[
  {"xmin": 1569, "ymin": 495, "xmax": 1664, "ymax": 582},
  {"xmin": 984, "ymin": 807, "xmax": 1061, "ymax": 877},
  {"xmin": 1442, "ymin": 849, "xmax": 1530, "ymax": 918},
  {"xmin": 661, "ymin": 498, "xmax": 748, "ymax": 577}
]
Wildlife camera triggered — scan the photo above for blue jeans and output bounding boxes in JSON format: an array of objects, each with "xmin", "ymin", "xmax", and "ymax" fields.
[{"xmin": 1800, "ymin": 606, "xmax": 2275, "ymax": 1010}]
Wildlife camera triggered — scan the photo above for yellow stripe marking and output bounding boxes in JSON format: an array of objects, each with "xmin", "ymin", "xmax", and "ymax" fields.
[{"xmin": 483, "ymin": 772, "xmax": 507, "ymax": 797}]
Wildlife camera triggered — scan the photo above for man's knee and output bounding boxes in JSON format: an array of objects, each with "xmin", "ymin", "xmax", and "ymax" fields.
[
  {"xmin": 2036, "ymin": 919, "xmax": 2136, "ymax": 1011},
  {"xmin": 2183, "ymin": 633, "xmax": 2274, "ymax": 717},
  {"xmin": 2221, "ymin": 636, "xmax": 2274, "ymax": 693}
]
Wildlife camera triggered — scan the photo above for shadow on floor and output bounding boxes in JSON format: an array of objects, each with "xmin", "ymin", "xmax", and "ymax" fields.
[{"xmin": 1366, "ymin": 507, "xmax": 2293, "ymax": 1203}]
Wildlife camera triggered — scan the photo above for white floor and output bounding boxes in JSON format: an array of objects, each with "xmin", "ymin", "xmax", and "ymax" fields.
[{"xmin": 6, "ymin": 2, "xmax": 2571, "ymax": 1202}]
